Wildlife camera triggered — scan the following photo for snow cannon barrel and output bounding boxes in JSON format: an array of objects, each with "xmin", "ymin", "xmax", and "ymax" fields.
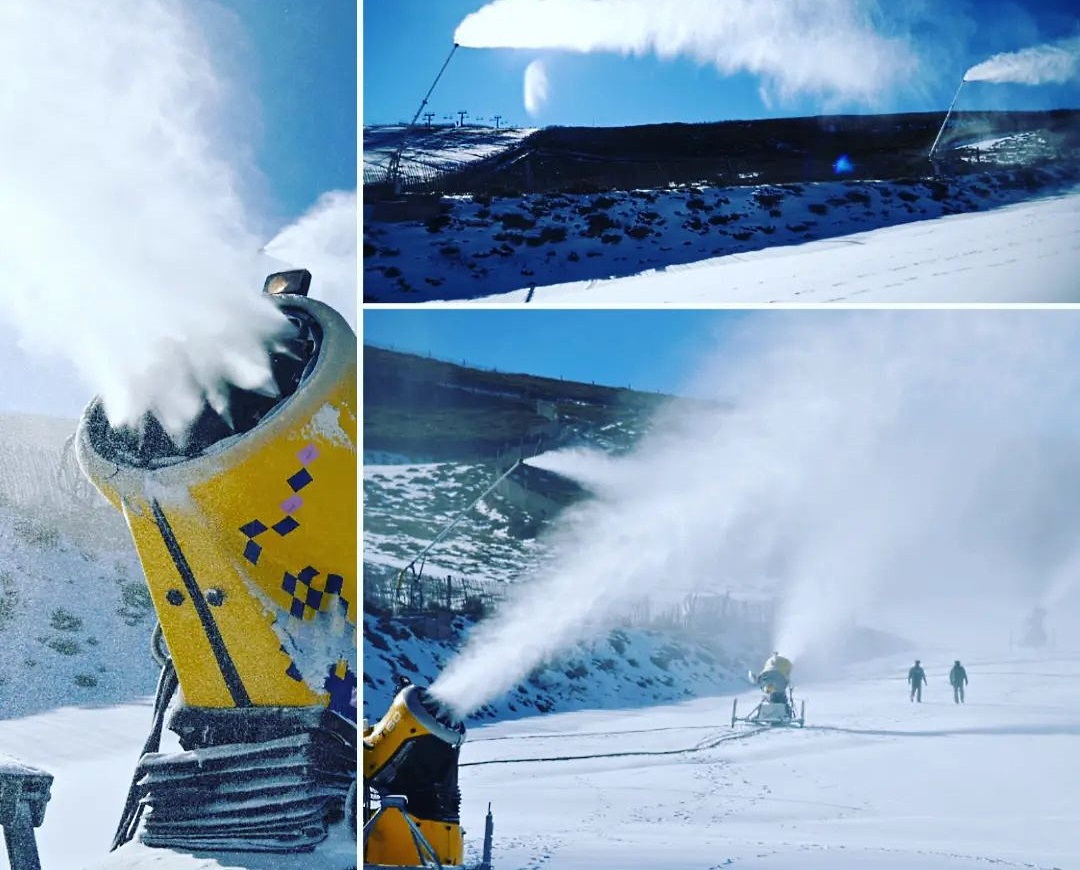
[
  {"xmin": 75, "ymin": 285, "xmax": 357, "ymax": 720},
  {"xmin": 364, "ymin": 684, "xmax": 466, "ymax": 867},
  {"xmin": 756, "ymin": 652, "xmax": 793, "ymax": 695}
]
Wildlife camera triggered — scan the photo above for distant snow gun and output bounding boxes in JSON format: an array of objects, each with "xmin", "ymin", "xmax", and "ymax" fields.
[
  {"xmin": 364, "ymin": 684, "xmax": 494, "ymax": 869},
  {"xmin": 75, "ymin": 270, "xmax": 357, "ymax": 853},
  {"xmin": 731, "ymin": 652, "xmax": 805, "ymax": 728}
]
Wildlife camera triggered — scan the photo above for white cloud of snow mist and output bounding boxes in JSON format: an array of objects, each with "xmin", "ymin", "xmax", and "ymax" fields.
[
  {"xmin": 0, "ymin": 0, "xmax": 289, "ymax": 435},
  {"xmin": 523, "ymin": 59, "xmax": 551, "ymax": 116},
  {"xmin": 965, "ymin": 36, "xmax": 1080, "ymax": 85},
  {"xmin": 431, "ymin": 313, "xmax": 1080, "ymax": 717},
  {"xmin": 263, "ymin": 190, "xmax": 357, "ymax": 329},
  {"xmin": 456, "ymin": 0, "xmax": 921, "ymax": 106},
  {"xmin": 524, "ymin": 446, "xmax": 623, "ymax": 491}
]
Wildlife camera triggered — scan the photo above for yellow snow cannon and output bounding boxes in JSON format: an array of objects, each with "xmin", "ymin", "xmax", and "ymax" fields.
[
  {"xmin": 363, "ymin": 684, "xmax": 478, "ymax": 868},
  {"xmin": 731, "ymin": 652, "xmax": 805, "ymax": 728},
  {"xmin": 76, "ymin": 271, "xmax": 358, "ymax": 853}
]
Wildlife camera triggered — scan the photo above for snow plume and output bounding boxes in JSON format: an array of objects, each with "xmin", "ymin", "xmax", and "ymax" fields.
[
  {"xmin": 456, "ymin": 0, "xmax": 920, "ymax": 105},
  {"xmin": 430, "ymin": 313, "xmax": 1080, "ymax": 717},
  {"xmin": 264, "ymin": 190, "xmax": 358, "ymax": 329},
  {"xmin": 524, "ymin": 446, "xmax": 623, "ymax": 491},
  {"xmin": 523, "ymin": 59, "xmax": 551, "ymax": 116},
  {"xmin": 965, "ymin": 36, "xmax": 1080, "ymax": 85},
  {"xmin": 0, "ymin": 0, "xmax": 287, "ymax": 436}
]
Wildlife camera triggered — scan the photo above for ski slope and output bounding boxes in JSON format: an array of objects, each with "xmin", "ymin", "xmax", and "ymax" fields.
[
  {"xmin": 458, "ymin": 650, "xmax": 1080, "ymax": 869},
  {"xmin": 474, "ymin": 187, "xmax": 1080, "ymax": 303}
]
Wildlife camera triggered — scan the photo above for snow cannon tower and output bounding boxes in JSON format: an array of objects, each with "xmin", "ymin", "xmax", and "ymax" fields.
[
  {"xmin": 732, "ymin": 652, "xmax": 805, "ymax": 728},
  {"xmin": 75, "ymin": 271, "xmax": 357, "ymax": 852},
  {"xmin": 363, "ymin": 684, "xmax": 470, "ymax": 867}
]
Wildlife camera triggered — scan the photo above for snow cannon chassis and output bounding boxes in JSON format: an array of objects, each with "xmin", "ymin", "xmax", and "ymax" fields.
[{"xmin": 731, "ymin": 689, "xmax": 805, "ymax": 728}]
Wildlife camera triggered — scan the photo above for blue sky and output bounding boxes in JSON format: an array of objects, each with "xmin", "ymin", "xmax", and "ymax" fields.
[
  {"xmin": 1, "ymin": 0, "xmax": 357, "ymax": 419},
  {"xmin": 363, "ymin": 309, "xmax": 753, "ymax": 396},
  {"xmin": 215, "ymin": 0, "xmax": 357, "ymax": 223},
  {"xmin": 363, "ymin": 0, "xmax": 1079, "ymax": 128}
]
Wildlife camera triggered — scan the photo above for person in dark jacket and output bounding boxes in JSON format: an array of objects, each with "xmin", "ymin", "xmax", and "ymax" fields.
[
  {"xmin": 949, "ymin": 660, "xmax": 968, "ymax": 703},
  {"xmin": 908, "ymin": 660, "xmax": 927, "ymax": 702}
]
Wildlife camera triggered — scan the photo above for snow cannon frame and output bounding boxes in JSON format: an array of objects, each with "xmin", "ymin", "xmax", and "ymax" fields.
[
  {"xmin": 75, "ymin": 273, "xmax": 357, "ymax": 853},
  {"xmin": 731, "ymin": 689, "xmax": 806, "ymax": 728}
]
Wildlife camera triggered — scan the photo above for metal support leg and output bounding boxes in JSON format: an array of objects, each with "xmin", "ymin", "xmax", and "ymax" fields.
[
  {"xmin": 0, "ymin": 760, "xmax": 52, "ymax": 870},
  {"xmin": 362, "ymin": 796, "xmax": 444, "ymax": 870}
]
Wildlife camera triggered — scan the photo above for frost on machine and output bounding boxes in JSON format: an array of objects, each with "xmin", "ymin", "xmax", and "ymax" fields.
[{"xmin": 57, "ymin": 270, "xmax": 358, "ymax": 856}]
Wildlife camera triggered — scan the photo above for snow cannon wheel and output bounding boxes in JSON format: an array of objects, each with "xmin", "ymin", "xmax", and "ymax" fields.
[{"xmin": 730, "ymin": 698, "xmax": 738, "ymax": 728}]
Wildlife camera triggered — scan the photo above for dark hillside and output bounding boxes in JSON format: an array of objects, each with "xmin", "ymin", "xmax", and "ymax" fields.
[
  {"xmin": 363, "ymin": 346, "xmax": 680, "ymax": 460},
  {"xmin": 372, "ymin": 110, "xmax": 1080, "ymax": 196}
]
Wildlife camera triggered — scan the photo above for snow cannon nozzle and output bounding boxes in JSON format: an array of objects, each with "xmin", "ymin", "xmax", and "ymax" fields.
[
  {"xmin": 406, "ymin": 684, "xmax": 467, "ymax": 746},
  {"xmin": 79, "ymin": 297, "xmax": 327, "ymax": 468}
]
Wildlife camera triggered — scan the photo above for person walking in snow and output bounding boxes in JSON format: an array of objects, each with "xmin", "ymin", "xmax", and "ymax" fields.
[
  {"xmin": 908, "ymin": 659, "xmax": 927, "ymax": 702},
  {"xmin": 949, "ymin": 660, "xmax": 968, "ymax": 704}
]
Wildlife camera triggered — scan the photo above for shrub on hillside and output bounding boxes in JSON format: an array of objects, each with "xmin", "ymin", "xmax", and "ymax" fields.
[
  {"xmin": 582, "ymin": 213, "xmax": 619, "ymax": 237},
  {"xmin": 497, "ymin": 212, "xmax": 536, "ymax": 230},
  {"xmin": 50, "ymin": 608, "xmax": 82, "ymax": 632},
  {"xmin": 424, "ymin": 214, "xmax": 452, "ymax": 233},
  {"xmin": 45, "ymin": 637, "xmax": 81, "ymax": 656}
]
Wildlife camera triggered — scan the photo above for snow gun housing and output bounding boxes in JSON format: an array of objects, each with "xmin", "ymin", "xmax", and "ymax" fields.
[
  {"xmin": 76, "ymin": 271, "xmax": 357, "ymax": 852},
  {"xmin": 732, "ymin": 653, "xmax": 806, "ymax": 728},
  {"xmin": 363, "ymin": 684, "xmax": 468, "ymax": 867}
]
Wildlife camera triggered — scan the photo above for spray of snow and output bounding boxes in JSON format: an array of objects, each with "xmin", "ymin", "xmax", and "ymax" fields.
[
  {"xmin": 263, "ymin": 190, "xmax": 358, "ymax": 329},
  {"xmin": 523, "ymin": 59, "xmax": 551, "ymax": 116},
  {"xmin": 964, "ymin": 36, "xmax": 1080, "ymax": 85},
  {"xmin": 430, "ymin": 313, "xmax": 1080, "ymax": 717},
  {"xmin": 456, "ymin": 0, "xmax": 920, "ymax": 105},
  {"xmin": 524, "ymin": 446, "xmax": 623, "ymax": 491},
  {"xmin": 0, "ymin": 0, "xmax": 290, "ymax": 436}
]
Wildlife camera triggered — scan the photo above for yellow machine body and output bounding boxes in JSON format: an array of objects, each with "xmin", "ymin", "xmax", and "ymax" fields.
[
  {"xmin": 76, "ymin": 294, "xmax": 357, "ymax": 717},
  {"xmin": 763, "ymin": 654, "xmax": 792, "ymax": 681},
  {"xmin": 364, "ymin": 685, "xmax": 466, "ymax": 867}
]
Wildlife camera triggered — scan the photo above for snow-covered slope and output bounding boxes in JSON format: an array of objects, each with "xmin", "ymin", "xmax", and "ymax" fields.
[
  {"xmin": 363, "ymin": 452, "xmax": 765, "ymax": 725},
  {"xmin": 0, "ymin": 414, "xmax": 158, "ymax": 720},
  {"xmin": 364, "ymin": 461, "xmax": 545, "ymax": 584},
  {"xmin": 458, "ymin": 648, "xmax": 1080, "ymax": 869},
  {"xmin": 477, "ymin": 186, "xmax": 1080, "ymax": 303},
  {"xmin": 364, "ymin": 610, "xmax": 752, "ymax": 725},
  {"xmin": 363, "ymin": 125, "xmax": 534, "ymax": 179},
  {"xmin": 364, "ymin": 165, "xmax": 1079, "ymax": 301}
]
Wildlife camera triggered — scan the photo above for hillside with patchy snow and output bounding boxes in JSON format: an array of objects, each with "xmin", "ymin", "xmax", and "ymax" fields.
[
  {"xmin": 479, "ymin": 186, "xmax": 1080, "ymax": 303},
  {"xmin": 362, "ymin": 353, "xmax": 775, "ymax": 727},
  {"xmin": 364, "ymin": 163, "xmax": 1079, "ymax": 301},
  {"xmin": 363, "ymin": 124, "xmax": 535, "ymax": 182}
]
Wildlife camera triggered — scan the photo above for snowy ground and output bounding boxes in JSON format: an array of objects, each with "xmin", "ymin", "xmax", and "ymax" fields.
[
  {"xmin": 0, "ymin": 701, "xmax": 356, "ymax": 869},
  {"xmin": 476, "ymin": 187, "xmax": 1080, "ymax": 303},
  {"xmin": 458, "ymin": 648, "xmax": 1080, "ymax": 870}
]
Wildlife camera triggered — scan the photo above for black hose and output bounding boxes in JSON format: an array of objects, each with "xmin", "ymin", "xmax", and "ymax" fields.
[{"xmin": 110, "ymin": 655, "xmax": 179, "ymax": 850}]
